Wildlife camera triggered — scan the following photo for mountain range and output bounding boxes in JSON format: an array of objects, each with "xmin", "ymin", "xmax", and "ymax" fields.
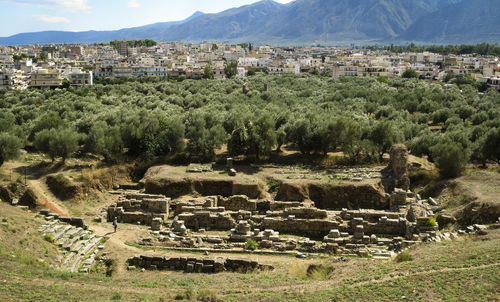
[{"xmin": 0, "ymin": 0, "xmax": 498, "ymax": 45}]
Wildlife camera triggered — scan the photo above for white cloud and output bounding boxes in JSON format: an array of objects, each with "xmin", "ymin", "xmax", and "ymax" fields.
[
  {"xmin": 274, "ymin": 0, "xmax": 294, "ymax": 3},
  {"xmin": 127, "ymin": 0, "xmax": 140, "ymax": 8},
  {"xmin": 4, "ymin": 0, "xmax": 90, "ymax": 11},
  {"xmin": 35, "ymin": 14, "xmax": 70, "ymax": 23}
]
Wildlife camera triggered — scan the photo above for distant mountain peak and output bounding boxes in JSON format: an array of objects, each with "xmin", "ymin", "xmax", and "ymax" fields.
[
  {"xmin": 0, "ymin": 0, "xmax": 498, "ymax": 45},
  {"xmin": 188, "ymin": 11, "xmax": 205, "ymax": 20}
]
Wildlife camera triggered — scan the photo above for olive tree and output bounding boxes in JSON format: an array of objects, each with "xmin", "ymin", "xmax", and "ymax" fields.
[{"xmin": 0, "ymin": 132, "xmax": 22, "ymax": 167}]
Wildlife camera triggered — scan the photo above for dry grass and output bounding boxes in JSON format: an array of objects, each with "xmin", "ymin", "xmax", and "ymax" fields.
[{"xmin": 1, "ymin": 199, "xmax": 499, "ymax": 301}]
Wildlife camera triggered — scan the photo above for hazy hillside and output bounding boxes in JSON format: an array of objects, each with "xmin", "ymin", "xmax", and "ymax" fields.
[
  {"xmin": 400, "ymin": 0, "xmax": 500, "ymax": 43},
  {"xmin": 0, "ymin": 0, "xmax": 498, "ymax": 45},
  {"xmin": 0, "ymin": 11, "xmax": 204, "ymax": 45},
  {"xmin": 160, "ymin": 0, "xmax": 286, "ymax": 42}
]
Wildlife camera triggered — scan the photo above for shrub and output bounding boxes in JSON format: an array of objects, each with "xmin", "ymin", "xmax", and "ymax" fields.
[
  {"xmin": 267, "ymin": 180, "xmax": 282, "ymax": 193},
  {"xmin": 431, "ymin": 141, "xmax": 469, "ymax": 178},
  {"xmin": 402, "ymin": 69, "xmax": 418, "ymax": 79},
  {"xmin": 395, "ymin": 251, "xmax": 413, "ymax": 262},
  {"xmin": 305, "ymin": 263, "xmax": 335, "ymax": 280},
  {"xmin": 428, "ymin": 217, "xmax": 438, "ymax": 227},
  {"xmin": 111, "ymin": 292, "xmax": 122, "ymax": 300},
  {"xmin": 43, "ymin": 234, "xmax": 54, "ymax": 243},
  {"xmin": 196, "ymin": 289, "xmax": 218, "ymax": 301},
  {"xmin": 244, "ymin": 239, "xmax": 258, "ymax": 251}
]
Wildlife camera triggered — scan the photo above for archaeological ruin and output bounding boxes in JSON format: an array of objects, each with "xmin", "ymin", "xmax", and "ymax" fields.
[{"xmin": 102, "ymin": 144, "xmax": 471, "ymax": 262}]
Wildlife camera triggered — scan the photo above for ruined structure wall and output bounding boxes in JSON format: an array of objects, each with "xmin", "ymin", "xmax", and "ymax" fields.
[
  {"xmin": 276, "ymin": 181, "xmax": 388, "ymax": 210},
  {"xmin": 260, "ymin": 217, "xmax": 339, "ymax": 239},
  {"xmin": 144, "ymin": 177, "xmax": 265, "ymax": 199}
]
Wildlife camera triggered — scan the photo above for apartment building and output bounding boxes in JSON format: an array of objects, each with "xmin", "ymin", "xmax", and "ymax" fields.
[
  {"xmin": 0, "ymin": 68, "xmax": 14, "ymax": 89},
  {"xmin": 68, "ymin": 69, "xmax": 93, "ymax": 86},
  {"xmin": 29, "ymin": 68, "xmax": 63, "ymax": 89}
]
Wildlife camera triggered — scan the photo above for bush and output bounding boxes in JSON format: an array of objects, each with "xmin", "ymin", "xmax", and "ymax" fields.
[
  {"xmin": 402, "ymin": 69, "xmax": 418, "ymax": 78},
  {"xmin": 43, "ymin": 234, "xmax": 54, "ymax": 243},
  {"xmin": 196, "ymin": 289, "xmax": 219, "ymax": 301},
  {"xmin": 431, "ymin": 141, "xmax": 469, "ymax": 178},
  {"xmin": 306, "ymin": 263, "xmax": 335, "ymax": 280},
  {"xmin": 268, "ymin": 180, "xmax": 282, "ymax": 193},
  {"xmin": 428, "ymin": 217, "xmax": 438, "ymax": 227},
  {"xmin": 395, "ymin": 251, "xmax": 413, "ymax": 262},
  {"xmin": 244, "ymin": 239, "xmax": 258, "ymax": 251},
  {"xmin": 111, "ymin": 292, "xmax": 122, "ymax": 300}
]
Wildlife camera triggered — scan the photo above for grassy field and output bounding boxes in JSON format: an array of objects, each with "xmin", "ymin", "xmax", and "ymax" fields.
[{"xmin": 0, "ymin": 202, "xmax": 499, "ymax": 302}]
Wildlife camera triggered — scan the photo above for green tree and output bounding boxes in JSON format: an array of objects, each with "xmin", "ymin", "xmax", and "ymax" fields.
[
  {"xmin": 203, "ymin": 63, "xmax": 214, "ymax": 79},
  {"xmin": 0, "ymin": 132, "xmax": 22, "ymax": 167},
  {"xmin": 186, "ymin": 112, "xmax": 226, "ymax": 160},
  {"xmin": 30, "ymin": 113, "xmax": 66, "ymax": 140},
  {"xmin": 38, "ymin": 52, "xmax": 48, "ymax": 61},
  {"xmin": 156, "ymin": 117, "xmax": 186, "ymax": 155},
  {"xmin": 402, "ymin": 69, "xmax": 418, "ymax": 79},
  {"xmin": 370, "ymin": 121, "xmax": 399, "ymax": 161},
  {"xmin": 289, "ymin": 119, "xmax": 313, "ymax": 154},
  {"xmin": 35, "ymin": 128, "xmax": 80, "ymax": 163},
  {"xmin": 431, "ymin": 141, "xmax": 469, "ymax": 178},
  {"xmin": 224, "ymin": 61, "xmax": 238, "ymax": 79},
  {"xmin": 482, "ymin": 127, "xmax": 500, "ymax": 164},
  {"xmin": 86, "ymin": 121, "xmax": 123, "ymax": 161},
  {"xmin": 338, "ymin": 119, "xmax": 362, "ymax": 159},
  {"xmin": 228, "ymin": 124, "xmax": 248, "ymax": 157},
  {"xmin": 275, "ymin": 126, "xmax": 287, "ymax": 152},
  {"xmin": 246, "ymin": 114, "xmax": 276, "ymax": 159}
]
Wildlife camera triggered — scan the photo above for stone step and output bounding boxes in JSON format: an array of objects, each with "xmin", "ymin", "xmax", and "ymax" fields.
[
  {"xmin": 70, "ymin": 240, "xmax": 88, "ymax": 253},
  {"xmin": 38, "ymin": 224, "xmax": 53, "ymax": 232},
  {"xmin": 66, "ymin": 227, "xmax": 83, "ymax": 239},
  {"xmin": 63, "ymin": 235, "xmax": 82, "ymax": 251},
  {"xmin": 80, "ymin": 237, "xmax": 101, "ymax": 256},
  {"xmin": 53, "ymin": 226, "xmax": 73, "ymax": 242},
  {"xmin": 62, "ymin": 252, "xmax": 76, "ymax": 266},
  {"xmin": 57, "ymin": 227, "xmax": 83, "ymax": 246},
  {"xmin": 373, "ymin": 251, "xmax": 392, "ymax": 257},
  {"xmin": 78, "ymin": 231, "xmax": 90, "ymax": 240},
  {"xmin": 82, "ymin": 254, "xmax": 96, "ymax": 267},
  {"xmin": 44, "ymin": 224, "xmax": 62, "ymax": 235},
  {"xmin": 373, "ymin": 256, "xmax": 391, "ymax": 260},
  {"xmin": 70, "ymin": 254, "xmax": 83, "ymax": 273}
]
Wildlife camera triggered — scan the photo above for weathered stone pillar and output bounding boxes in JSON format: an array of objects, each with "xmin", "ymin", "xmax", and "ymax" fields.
[{"xmin": 383, "ymin": 144, "xmax": 410, "ymax": 193}]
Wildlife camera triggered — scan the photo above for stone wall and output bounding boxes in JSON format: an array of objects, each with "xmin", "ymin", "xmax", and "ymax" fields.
[
  {"xmin": 144, "ymin": 176, "xmax": 265, "ymax": 199},
  {"xmin": 107, "ymin": 193, "xmax": 169, "ymax": 226},
  {"xmin": 177, "ymin": 211, "xmax": 236, "ymax": 230},
  {"xmin": 281, "ymin": 207, "xmax": 328, "ymax": 219},
  {"xmin": 276, "ymin": 181, "xmax": 388, "ymax": 210},
  {"xmin": 218, "ymin": 195, "xmax": 257, "ymax": 212},
  {"xmin": 127, "ymin": 255, "xmax": 274, "ymax": 273},
  {"xmin": 260, "ymin": 217, "xmax": 339, "ymax": 239},
  {"xmin": 39, "ymin": 208, "xmax": 88, "ymax": 229}
]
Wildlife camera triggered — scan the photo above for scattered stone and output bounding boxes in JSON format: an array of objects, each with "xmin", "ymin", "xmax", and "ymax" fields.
[{"xmin": 428, "ymin": 197, "xmax": 438, "ymax": 206}]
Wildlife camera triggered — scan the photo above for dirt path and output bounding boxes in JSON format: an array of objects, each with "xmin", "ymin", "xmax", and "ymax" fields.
[
  {"xmin": 3, "ymin": 261, "xmax": 498, "ymax": 299},
  {"xmin": 2, "ymin": 161, "xmax": 70, "ymax": 216},
  {"xmin": 91, "ymin": 222, "xmax": 150, "ymax": 276}
]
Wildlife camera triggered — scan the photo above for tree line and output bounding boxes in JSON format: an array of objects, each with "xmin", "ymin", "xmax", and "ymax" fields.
[
  {"xmin": 368, "ymin": 43, "xmax": 500, "ymax": 56},
  {"xmin": 0, "ymin": 74, "xmax": 499, "ymax": 178}
]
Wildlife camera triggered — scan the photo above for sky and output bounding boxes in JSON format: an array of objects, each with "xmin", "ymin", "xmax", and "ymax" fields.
[{"xmin": 0, "ymin": 0, "xmax": 295, "ymax": 37}]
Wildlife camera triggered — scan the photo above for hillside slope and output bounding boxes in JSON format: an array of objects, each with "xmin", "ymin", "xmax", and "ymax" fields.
[
  {"xmin": 400, "ymin": 0, "xmax": 500, "ymax": 43},
  {"xmin": 1, "ymin": 0, "xmax": 499, "ymax": 45}
]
